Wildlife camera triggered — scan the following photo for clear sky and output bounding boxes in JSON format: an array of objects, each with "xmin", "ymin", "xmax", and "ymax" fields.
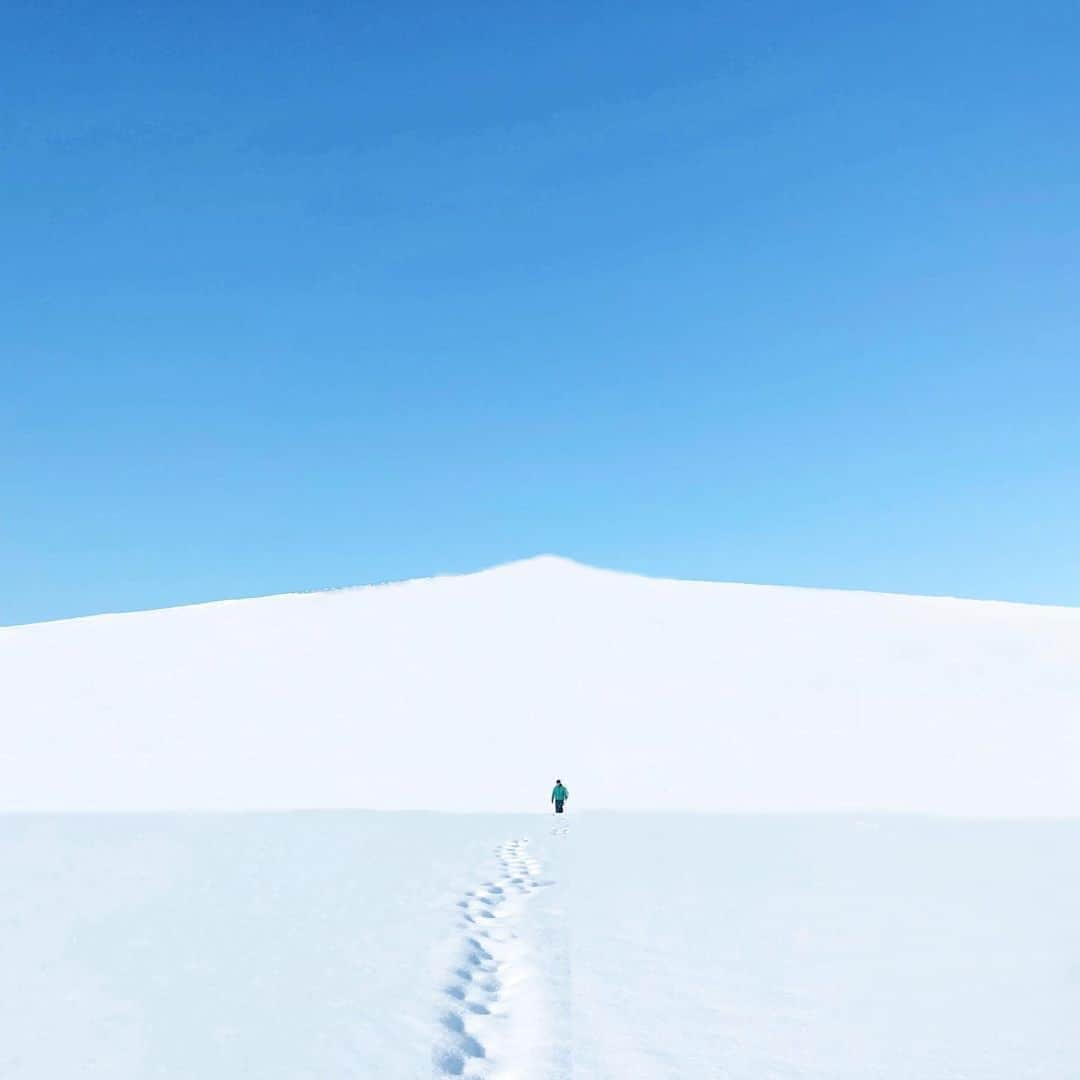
[{"xmin": 3, "ymin": 1, "xmax": 1079, "ymax": 624}]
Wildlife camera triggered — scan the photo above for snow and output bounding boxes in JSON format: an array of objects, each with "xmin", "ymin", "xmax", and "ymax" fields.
[
  {"xmin": 4, "ymin": 557, "xmax": 1079, "ymax": 1074},
  {"xmin": 2, "ymin": 811, "xmax": 1077, "ymax": 1078},
  {"xmin": 565, "ymin": 814, "xmax": 1080, "ymax": 1078},
  {"xmin": 2, "ymin": 555, "xmax": 1079, "ymax": 815}
]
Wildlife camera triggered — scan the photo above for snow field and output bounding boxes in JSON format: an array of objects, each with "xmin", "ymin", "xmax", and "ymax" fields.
[{"xmin": 3, "ymin": 812, "xmax": 1077, "ymax": 1079}]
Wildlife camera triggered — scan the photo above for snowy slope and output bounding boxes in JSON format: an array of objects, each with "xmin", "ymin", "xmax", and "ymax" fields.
[{"xmin": 2, "ymin": 555, "xmax": 1078, "ymax": 814}]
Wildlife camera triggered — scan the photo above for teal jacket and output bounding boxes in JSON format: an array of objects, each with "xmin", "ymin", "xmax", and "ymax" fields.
[{"xmin": 551, "ymin": 784, "xmax": 569, "ymax": 803}]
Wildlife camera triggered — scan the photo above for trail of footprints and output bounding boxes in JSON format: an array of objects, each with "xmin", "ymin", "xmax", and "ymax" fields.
[{"xmin": 435, "ymin": 839, "xmax": 545, "ymax": 1077}]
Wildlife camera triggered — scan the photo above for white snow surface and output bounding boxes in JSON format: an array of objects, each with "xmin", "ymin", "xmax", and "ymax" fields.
[
  {"xmin": 2, "ymin": 555, "xmax": 1079, "ymax": 814},
  {"xmin": 1, "ymin": 812, "xmax": 1077, "ymax": 1079}
]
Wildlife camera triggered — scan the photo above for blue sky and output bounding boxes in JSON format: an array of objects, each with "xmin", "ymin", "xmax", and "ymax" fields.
[{"xmin": 3, "ymin": 0, "xmax": 1079, "ymax": 624}]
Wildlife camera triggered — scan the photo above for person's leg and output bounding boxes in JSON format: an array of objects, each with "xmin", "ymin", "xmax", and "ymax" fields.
[{"xmin": 555, "ymin": 799, "xmax": 564, "ymax": 813}]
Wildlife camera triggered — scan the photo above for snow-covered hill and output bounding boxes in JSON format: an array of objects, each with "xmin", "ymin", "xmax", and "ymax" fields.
[{"xmin": 2, "ymin": 556, "xmax": 1077, "ymax": 814}]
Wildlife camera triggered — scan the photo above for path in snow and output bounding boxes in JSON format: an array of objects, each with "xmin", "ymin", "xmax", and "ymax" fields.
[
  {"xmin": 2, "ymin": 814, "xmax": 1076, "ymax": 1078},
  {"xmin": 435, "ymin": 838, "xmax": 553, "ymax": 1078}
]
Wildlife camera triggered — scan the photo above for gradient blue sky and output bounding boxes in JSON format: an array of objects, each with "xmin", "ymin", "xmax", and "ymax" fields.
[{"xmin": 3, "ymin": 0, "xmax": 1079, "ymax": 624}]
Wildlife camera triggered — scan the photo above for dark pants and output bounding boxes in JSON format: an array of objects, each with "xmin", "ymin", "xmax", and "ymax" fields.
[{"xmin": 554, "ymin": 800, "xmax": 565, "ymax": 813}]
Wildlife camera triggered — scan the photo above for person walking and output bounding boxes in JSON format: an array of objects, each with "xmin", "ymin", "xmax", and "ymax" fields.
[{"xmin": 551, "ymin": 779, "xmax": 569, "ymax": 814}]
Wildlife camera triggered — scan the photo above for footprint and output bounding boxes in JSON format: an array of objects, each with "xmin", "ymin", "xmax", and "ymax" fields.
[
  {"xmin": 442, "ymin": 1012, "xmax": 466, "ymax": 1034},
  {"xmin": 458, "ymin": 1033, "xmax": 485, "ymax": 1060},
  {"xmin": 436, "ymin": 1049, "xmax": 465, "ymax": 1075},
  {"xmin": 438, "ymin": 837, "xmax": 556, "ymax": 1075}
]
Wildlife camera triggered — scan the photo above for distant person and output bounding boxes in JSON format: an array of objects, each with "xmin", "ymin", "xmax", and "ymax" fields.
[{"xmin": 551, "ymin": 779, "xmax": 569, "ymax": 814}]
